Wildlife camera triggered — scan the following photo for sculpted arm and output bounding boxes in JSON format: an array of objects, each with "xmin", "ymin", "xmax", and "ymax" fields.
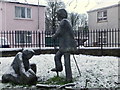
[
  {"xmin": 18, "ymin": 58, "xmax": 28, "ymax": 77},
  {"xmin": 52, "ymin": 26, "xmax": 61, "ymax": 39},
  {"xmin": 52, "ymin": 20, "xmax": 65, "ymax": 39},
  {"xmin": 18, "ymin": 55, "xmax": 35, "ymax": 78}
]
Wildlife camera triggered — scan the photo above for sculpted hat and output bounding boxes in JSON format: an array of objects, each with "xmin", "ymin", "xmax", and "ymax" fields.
[
  {"xmin": 57, "ymin": 9, "xmax": 67, "ymax": 18},
  {"xmin": 22, "ymin": 49, "xmax": 35, "ymax": 59}
]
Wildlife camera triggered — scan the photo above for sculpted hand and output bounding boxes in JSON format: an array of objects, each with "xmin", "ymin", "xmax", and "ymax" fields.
[
  {"xmin": 28, "ymin": 69, "xmax": 36, "ymax": 76},
  {"xmin": 51, "ymin": 34, "xmax": 56, "ymax": 40}
]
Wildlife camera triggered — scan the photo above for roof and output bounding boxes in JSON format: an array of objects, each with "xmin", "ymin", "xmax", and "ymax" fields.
[
  {"xmin": 0, "ymin": 1, "xmax": 46, "ymax": 7},
  {"xmin": 88, "ymin": 1, "xmax": 120, "ymax": 13}
]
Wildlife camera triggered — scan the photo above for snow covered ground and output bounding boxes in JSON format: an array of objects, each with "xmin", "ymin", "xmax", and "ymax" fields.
[{"xmin": 0, "ymin": 54, "xmax": 119, "ymax": 89}]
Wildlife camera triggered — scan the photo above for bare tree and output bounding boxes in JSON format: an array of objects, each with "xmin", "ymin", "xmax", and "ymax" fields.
[
  {"xmin": 46, "ymin": 0, "xmax": 88, "ymax": 31},
  {"xmin": 45, "ymin": 0, "xmax": 65, "ymax": 33},
  {"xmin": 79, "ymin": 14, "xmax": 88, "ymax": 28},
  {"xmin": 68, "ymin": 12, "xmax": 80, "ymax": 30},
  {"xmin": 68, "ymin": 13, "xmax": 88, "ymax": 31}
]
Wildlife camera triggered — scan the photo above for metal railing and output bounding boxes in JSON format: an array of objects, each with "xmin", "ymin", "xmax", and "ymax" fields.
[{"xmin": 0, "ymin": 29, "xmax": 119, "ymax": 48}]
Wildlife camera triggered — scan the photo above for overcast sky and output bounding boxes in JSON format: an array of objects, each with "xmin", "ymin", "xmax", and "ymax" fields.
[{"xmin": 14, "ymin": 0, "xmax": 120, "ymax": 13}]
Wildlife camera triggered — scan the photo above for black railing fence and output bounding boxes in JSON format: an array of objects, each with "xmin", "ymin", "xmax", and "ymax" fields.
[{"xmin": 0, "ymin": 29, "xmax": 119, "ymax": 48}]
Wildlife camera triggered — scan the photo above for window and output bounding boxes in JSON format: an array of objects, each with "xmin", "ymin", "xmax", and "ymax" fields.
[
  {"xmin": 97, "ymin": 10, "xmax": 107, "ymax": 22},
  {"xmin": 15, "ymin": 6, "xmax": 31, "ymax": 19},
  {"xmin": 15, "ymin": 31, "xmax": 32, "ymax": 44}
]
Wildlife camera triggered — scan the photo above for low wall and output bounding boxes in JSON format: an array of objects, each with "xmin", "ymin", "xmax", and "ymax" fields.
[
  {"xmin": 0, "ymin": 47, "xmax": 120, "ymax": 57},
  {"xmin": 76, "ymin": 47, "xmax": 120, "ymax": 57}
]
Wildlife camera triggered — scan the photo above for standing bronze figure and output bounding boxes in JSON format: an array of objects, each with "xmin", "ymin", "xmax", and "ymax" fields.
[{"xmin": 51, "ymin": 9, "xmax": 77, "ymax": 82}]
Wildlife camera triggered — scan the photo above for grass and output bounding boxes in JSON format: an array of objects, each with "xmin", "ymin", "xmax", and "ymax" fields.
[
  {"xmin": 38, "ymin": 76, "xmax": 73, "ymax": 85},
  {"xmin": 2, "ymin": 76, "xmax": 74, "ymax": 89}
]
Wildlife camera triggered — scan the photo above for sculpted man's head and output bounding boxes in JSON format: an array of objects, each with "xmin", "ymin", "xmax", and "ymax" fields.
[
  {"xmin": 57, "ymin": 9, "xmax": 67, "ymax": 21},
  {"xmin": 22, "ymin": 49, "xmax": 35, "ymax": 59}
]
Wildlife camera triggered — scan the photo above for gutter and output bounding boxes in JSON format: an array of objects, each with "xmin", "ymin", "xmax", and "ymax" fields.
[
  {"xmin": 87, "ymin": 3, "xmax": 120, "ymax": 13},
  {"xmin": 0, "ymin": 1, "xmax": 46, "ymax": 7}
]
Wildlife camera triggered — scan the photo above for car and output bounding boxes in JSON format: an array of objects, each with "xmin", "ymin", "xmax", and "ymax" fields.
[{"xmin": 0, "ymin": 37, "xmax": 10, "ymax": 48}]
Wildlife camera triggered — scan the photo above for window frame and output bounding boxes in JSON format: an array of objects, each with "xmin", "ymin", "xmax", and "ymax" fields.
[
  {"xmin": 15, "ymin": 6, "xmax": 32, "ymax": 19},
  {"xmin": 97, "ymin": 10, "xmax": 107, "ymax": 23}
]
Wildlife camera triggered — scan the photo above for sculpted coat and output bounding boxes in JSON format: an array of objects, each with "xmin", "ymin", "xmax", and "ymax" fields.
[
  {"xmin": 52, "ymin": 19, "xmax": 77, "ymax": 53},
  {"xmin": 2, "ymin": 49, "xmax": 37, "ymax": 85}
]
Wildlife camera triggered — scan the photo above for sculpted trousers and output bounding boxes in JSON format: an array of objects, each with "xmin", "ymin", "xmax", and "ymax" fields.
[
  {"xmin": 54, "ymin": 51, "xmax": 63, "ymax": 71},
  {"xmin": 2, "ymin": 64, "xmax": 37, "ymax": 84},
  {"xmin": 55, "ymin": 50, "xmax": 72, "ymax": 81}
]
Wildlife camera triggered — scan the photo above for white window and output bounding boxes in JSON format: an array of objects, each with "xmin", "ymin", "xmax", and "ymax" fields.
[
  {"xmin": 97, "ymin": 10, "xmax": 107, "ymax": 22},
  {"xmin": 15, "ymin": 6, "xmax": 31, "ymax": 19}
]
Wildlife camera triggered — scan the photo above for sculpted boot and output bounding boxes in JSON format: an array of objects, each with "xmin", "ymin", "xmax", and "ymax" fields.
[{"xmin": 51, "ymin": 68, "xmax": 63, "ymax": 72}]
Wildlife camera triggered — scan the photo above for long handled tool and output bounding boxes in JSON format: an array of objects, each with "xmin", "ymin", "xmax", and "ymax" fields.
[{"xmin": 73, "ymin": 55, "xmax": 81, "ymax": 76}]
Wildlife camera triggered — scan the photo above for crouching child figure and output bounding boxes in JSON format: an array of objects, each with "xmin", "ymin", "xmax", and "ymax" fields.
[{"xmin": 2, "ymin": 49, "xmax": 37, "ymax": 85}]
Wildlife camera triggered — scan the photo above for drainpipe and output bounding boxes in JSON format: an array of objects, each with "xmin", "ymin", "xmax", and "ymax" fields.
[
  {"xmin": 5, "ymin": 2, "xmax": 6, "ymax": 31},
  {"xmin": 0, "ymin": 1, "xmax": 3, "ymax": 31},
  {"xmin": 38, "ymin": 0, "xmax": 40, "ymax": 30},
  {"xmin": 101, "ymin": 31, "xmax": 103, "ymax": 55}
]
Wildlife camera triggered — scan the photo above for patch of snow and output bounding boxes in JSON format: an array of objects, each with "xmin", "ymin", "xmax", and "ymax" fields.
[
  {"xmin": 78, "ymin": 47, "xmax": 120, "ymax": 49},
  {"xmin": 0, "ymin": 47, "xmax": 120, "ymax": 52},
  {"xmin": 0, "ymin": 48, "xmax": 22, "ymax": 51},
  {"xmin": 0, "ymin": 54, "xmax": 119, "ymax": 88}
]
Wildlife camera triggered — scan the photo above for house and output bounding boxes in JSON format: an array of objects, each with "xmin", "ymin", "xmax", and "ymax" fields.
[
  {"xmin": 0, "ymin": 1, "xmax": 46, "ymax": 47},
  {"xmin": 87, "ymin": 2, "xmax": 120, "ymax": 47},
  {"xmin": 87, "ymin": 1, "xmax": 120, "ymax": 30}
]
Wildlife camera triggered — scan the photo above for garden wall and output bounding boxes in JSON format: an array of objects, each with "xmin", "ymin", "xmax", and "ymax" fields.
[{"xmin": 0, "ymin": 47, "xmax": 120, "ymax": 57}]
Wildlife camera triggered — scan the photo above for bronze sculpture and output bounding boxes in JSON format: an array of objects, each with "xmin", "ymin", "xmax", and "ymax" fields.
[
  {"xmin": 51, "ymin": 9, "xmax": 77, "ymax": 82},
  {"xmin": 2, "ymin": 49, "xmax": 37, "ymax": 85}
]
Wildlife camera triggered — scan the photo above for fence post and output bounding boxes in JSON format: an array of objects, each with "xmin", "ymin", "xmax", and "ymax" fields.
[
  {"xmin": 101, "ymin": 31, "xmax": 103, "ymax": 55},
  {"xmin": 38, "ymin": 31, "xmax": 41, "ymax": 48},
  {"xmin": 118, "ymin": 29, "xmax": 120, "ymax": 47},
  {"xmin": 78, "ymin": 30, "xmax": 80, "ymax": 47}
]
